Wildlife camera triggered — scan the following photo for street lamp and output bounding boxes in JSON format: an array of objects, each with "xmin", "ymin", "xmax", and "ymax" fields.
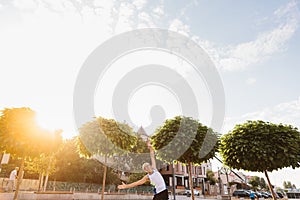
[
  {"xmin": 218, "ymin": 167, "xmax": 222, "ymax": 195},
  {"xmin": 221, "ymin": 166, "xmax": 231, "ymax": 200}
]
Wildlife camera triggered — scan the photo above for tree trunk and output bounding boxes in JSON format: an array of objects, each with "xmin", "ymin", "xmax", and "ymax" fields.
[
  {"xmin": 264, "ymin": 170, "xmax": 277, "ymax": 200},
  {"xmin": 101, "ymin": 156, "xmax": 107, "ymax": 200},
  {"xmin": 43, "ymin": 172, "xmax": 49, "ymax": 191},
  {"xmin": 188, "ymin": 160, "xmax": 195, "ymax": 200},
  {"xmin": 43, "ymin": 156, "xmax": 52, "ymax": 192},
  {"xmin": 38, "ymin": 173, "xmax": 42, "ymax": 192},
  {"xmin": 41, "ymin": 174, "xmax": 44, "ymax": 191},
  {"xmin": 13, "ymin": 157, "xmax": 25, "ymax": 200}
]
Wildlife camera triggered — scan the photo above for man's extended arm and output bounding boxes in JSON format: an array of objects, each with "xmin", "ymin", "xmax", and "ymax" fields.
[
  {"xmin": 117, "ymin": 175, "xmax": 148, "ymax": 189},
  {"xmin": 148, "ymin": 141, "xmax": 157, "ymax": 169}
]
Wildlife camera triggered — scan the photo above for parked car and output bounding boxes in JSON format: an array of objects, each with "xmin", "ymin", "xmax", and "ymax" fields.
[
  {"xmin": 260, "ymin": 192, "xmax": 271, "ymax": 198},
  {"xmin": 255, "ymin": 191, "xmax": 263, "ymax": 198},
  {"xmin": 247, "ymin": 190, "xmax": 258, "ymax": 198},
  {"xmin": 276, "ymin": 192, "xmax": 284, "ymax": 198},
  {"xmin": 185, "ymin": 189, "xmax": 200, "ymax": 196},
  {"xmin": 232, "ymin": 190, "xmax": 250, "ymax": 197},
  {"xmin": 262, "ymin": 192, "xmax": 273, "ymax": 198}
]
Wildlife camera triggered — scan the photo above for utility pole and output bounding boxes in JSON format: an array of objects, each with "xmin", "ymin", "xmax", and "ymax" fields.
[
  {"xmin": 218, "ymin": 167, "xmax": 222, "ymax": 195},
  {"xmin": 172, "ymin": 161, "xmax": 176, "ymax": 200}
]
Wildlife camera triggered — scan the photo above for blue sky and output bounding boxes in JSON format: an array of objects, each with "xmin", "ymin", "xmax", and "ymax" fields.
[{"xmin": 0, "ymin": 0, "xmax": 300, "ymax": 188}]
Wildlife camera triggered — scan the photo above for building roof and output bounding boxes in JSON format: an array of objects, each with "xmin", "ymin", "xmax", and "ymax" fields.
[{"xmin": 137, "ymin": 126, "xmax": 149, "ymax": 141}]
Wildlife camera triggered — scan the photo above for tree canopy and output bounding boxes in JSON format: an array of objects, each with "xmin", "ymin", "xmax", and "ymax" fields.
[
  {"xmin": 78, "ymin": 117, "xmax": 137, "ymax": 159},
  {"xmin": 0, "ymin": 107, "xmax": 60, "ymax": 157},
  {"xmin": 220, "ymin": 120, "xmax": 300, "ymax": 172},
  {"xmin": 248, "ymin": 176, "xmax": 267, "ymax": 190},
  {"xmin": 220, "ymin": 120, "xmax": 300, "ymax": 200},
  {"xmin": 151, "ymin": 116, "xmax": 219, "ymax": 164}
]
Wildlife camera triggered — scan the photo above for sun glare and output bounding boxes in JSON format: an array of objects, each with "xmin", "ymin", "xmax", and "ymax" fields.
[
  {"xmin": 36, "ymin": 112, "xmax": 56, "ymax": 132},
  {"xmin": 35, "ymin": 112, "xmax": 77, "ymax": 139}
]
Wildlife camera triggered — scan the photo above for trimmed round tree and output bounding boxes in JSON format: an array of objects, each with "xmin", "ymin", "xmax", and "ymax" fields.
[
  {"xmin": 78, "ymin": 117, "xmax": 137, "ymax": 200},
  {"xmin": 220, "ymin": 120, "xmax": 300, "ymax": 200},
  {"xmin": 0, "ymin": 107, "xmax": 61, "ymax": 200},
  {"xmin": 151, "ymin": 116, "xmax": 219, "ymax": 200}
]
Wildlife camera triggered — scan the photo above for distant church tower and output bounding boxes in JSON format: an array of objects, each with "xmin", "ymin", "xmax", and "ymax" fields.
[{"xmin": 137, "ymin": 126, "xmax": 149, "ymax": 142}]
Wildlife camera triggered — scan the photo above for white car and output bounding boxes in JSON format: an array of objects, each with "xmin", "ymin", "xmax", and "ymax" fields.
[{"xmin": 185, "ymin": 189, "xmax": 200, "ymax": 196}]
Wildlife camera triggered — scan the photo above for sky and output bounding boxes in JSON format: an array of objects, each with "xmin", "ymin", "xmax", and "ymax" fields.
[{"xmin": 0, "ymin": 0, "xmax": 300, "ymax": 189}]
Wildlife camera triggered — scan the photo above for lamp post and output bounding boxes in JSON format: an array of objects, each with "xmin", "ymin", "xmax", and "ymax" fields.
[
  {"xmin": 221, "ymin": 166, "xmax": 231, "ymax": 200},
  {"xmin": 218, "ymin": 167, "xmax": 222, "ymax": 195},
  {"xmin": 172, "ymin": 161, "xmax": 176, "ymax": 200}
]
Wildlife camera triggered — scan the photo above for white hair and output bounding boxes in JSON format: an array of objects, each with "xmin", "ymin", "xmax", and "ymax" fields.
[{"xmin": 142, "ymin": 162, "xmax": 151, "ymax": 171}]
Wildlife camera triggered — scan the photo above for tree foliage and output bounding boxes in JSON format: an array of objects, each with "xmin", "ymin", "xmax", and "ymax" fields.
[
  {"xmin": 220, "ymin": 120, "xmax": 300, "ymax": 172},
  {"xmin": 151, "ymin": 116, "xmax": 219, "ymax": 164},
  {"xmin": 0, "ymin": 107, "xmax": 63, "ymax": 199},
  {"xmin": 78, "ymin": 117, "xmax": 137, "ymax": 158},
  {"xmin": 249, "ymin": 176, "xmax": 267, "ymax": 190},
  {"xmin": 53, "ymin": 138, "xmax": 119, "ymax": 184},
  {"xmin": 220, "ymin": 120, "xmax": 300, "ymax": 200},
  {"xmin": 25, "ymin": 155, "xmax": 56, "ymax": 176},
  {"xmin": 283, "ymin": 181, "xmax": 296, "ymax": 189},
  {"xmin": 206, "ymin": 170, "xmax": 217, "ymax": 185},
  {"xmin": 0, "ymin": 107, "xmax": 60, "ymax": 157}
]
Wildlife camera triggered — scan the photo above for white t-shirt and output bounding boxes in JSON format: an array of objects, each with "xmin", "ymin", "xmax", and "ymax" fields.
[
  {"xmin": 148, "ymin": 169, "xmax": 166, "ymax": 194},
  {"xmin": 9, "ymin": 169, "xmax": 17, "ymax": 180}
]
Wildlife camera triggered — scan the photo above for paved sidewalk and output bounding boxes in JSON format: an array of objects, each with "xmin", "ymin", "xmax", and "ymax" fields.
[{"xmin": 0, "ymin": 192, "xmax": 219, "ymax": 200}]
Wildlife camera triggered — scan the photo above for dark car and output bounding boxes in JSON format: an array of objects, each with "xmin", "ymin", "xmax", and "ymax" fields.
[
  {"xmin": 255, "ymin": 192, "xmax": 263, "ymax": 198},
  {"xmin": 260, "ymin": 192, "xmax": 271, "ymax": 198},
  {"xmin": 276, "ymin": 192, "xmax": 284, "ymax": 198},
  {"xmin": 233, "ymin": 190, "xmax": 250, "ymax": 197}
]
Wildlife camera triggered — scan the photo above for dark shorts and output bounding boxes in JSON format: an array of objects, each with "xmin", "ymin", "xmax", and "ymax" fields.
[{"xmin": 153, "ymin": 189, "xmax": 168, "ymax": 200}]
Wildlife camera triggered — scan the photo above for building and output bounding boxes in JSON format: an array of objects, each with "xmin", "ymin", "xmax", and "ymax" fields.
[
  {"xmin": 137, "ymin": 126, "xmax": 150, "ymax": 142},
  {"xmin": 214, "ymin": 169, "xmax": 250, "ymax": 195},
  {"xmin": 158, "ymin": 161, "xmax": 212, "ymax": 194}
]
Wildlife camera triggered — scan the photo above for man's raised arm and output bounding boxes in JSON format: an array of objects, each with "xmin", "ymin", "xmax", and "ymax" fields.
[{"xmin": 148, "ymin": 141, "xmax": 157, "ymax": 169}]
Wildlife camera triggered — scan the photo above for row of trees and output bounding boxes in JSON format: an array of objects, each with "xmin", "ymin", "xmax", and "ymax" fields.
[
  {"xmin": 0, "ymin": 139, "xmax": 119, "ymax": 185},
  {"xmin": 248, "ymin": 177, "xmax": 297, "ymax": 191},
  {"xmin": 283, "ymin": 181, "xmax": 297, "ymax": 189},
  {"xmin": 1, "ymin": 107, "xmax": 300, "ymax": 200},
  {"xmin": 248, "ymin": 176, "xmax": 298, "ymax": 194}
]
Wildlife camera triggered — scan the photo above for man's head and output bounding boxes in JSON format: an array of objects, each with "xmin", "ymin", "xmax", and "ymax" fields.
[
  {"xmin": 142, "ymin": 162, "xmax": 152, "ymax": 173},
  {"xmin": 15, "ymin": 167, "xmax": 19, "ymax": 171}
]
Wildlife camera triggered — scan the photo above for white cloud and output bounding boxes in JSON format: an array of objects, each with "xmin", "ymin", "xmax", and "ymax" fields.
[
  {"xmin": 217, "ymin": 1, "xmax": 299, "ymax": 71},
  {"xmin": 137, "ymin": 12, "xmax": 156, "ymax": 28},
  {"xmin": 169, "ymin": 18, "xmax": 190, "ymax": 37},
  {"xmin": 153, "ymin": 5, "xmax": 164, "ymax": 16},
  {"xmin": 132, "ymin": 0, "xmax": 147, "ymax": 10},
  {"xmin": 223, "ymin": 97, "xmax": 300, "ymax": 133}
]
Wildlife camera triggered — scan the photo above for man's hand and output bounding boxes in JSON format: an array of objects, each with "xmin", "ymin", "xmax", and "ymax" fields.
[{"xmin": 117, "ymin": 182, "xmax": 126, "ymax": 190}]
